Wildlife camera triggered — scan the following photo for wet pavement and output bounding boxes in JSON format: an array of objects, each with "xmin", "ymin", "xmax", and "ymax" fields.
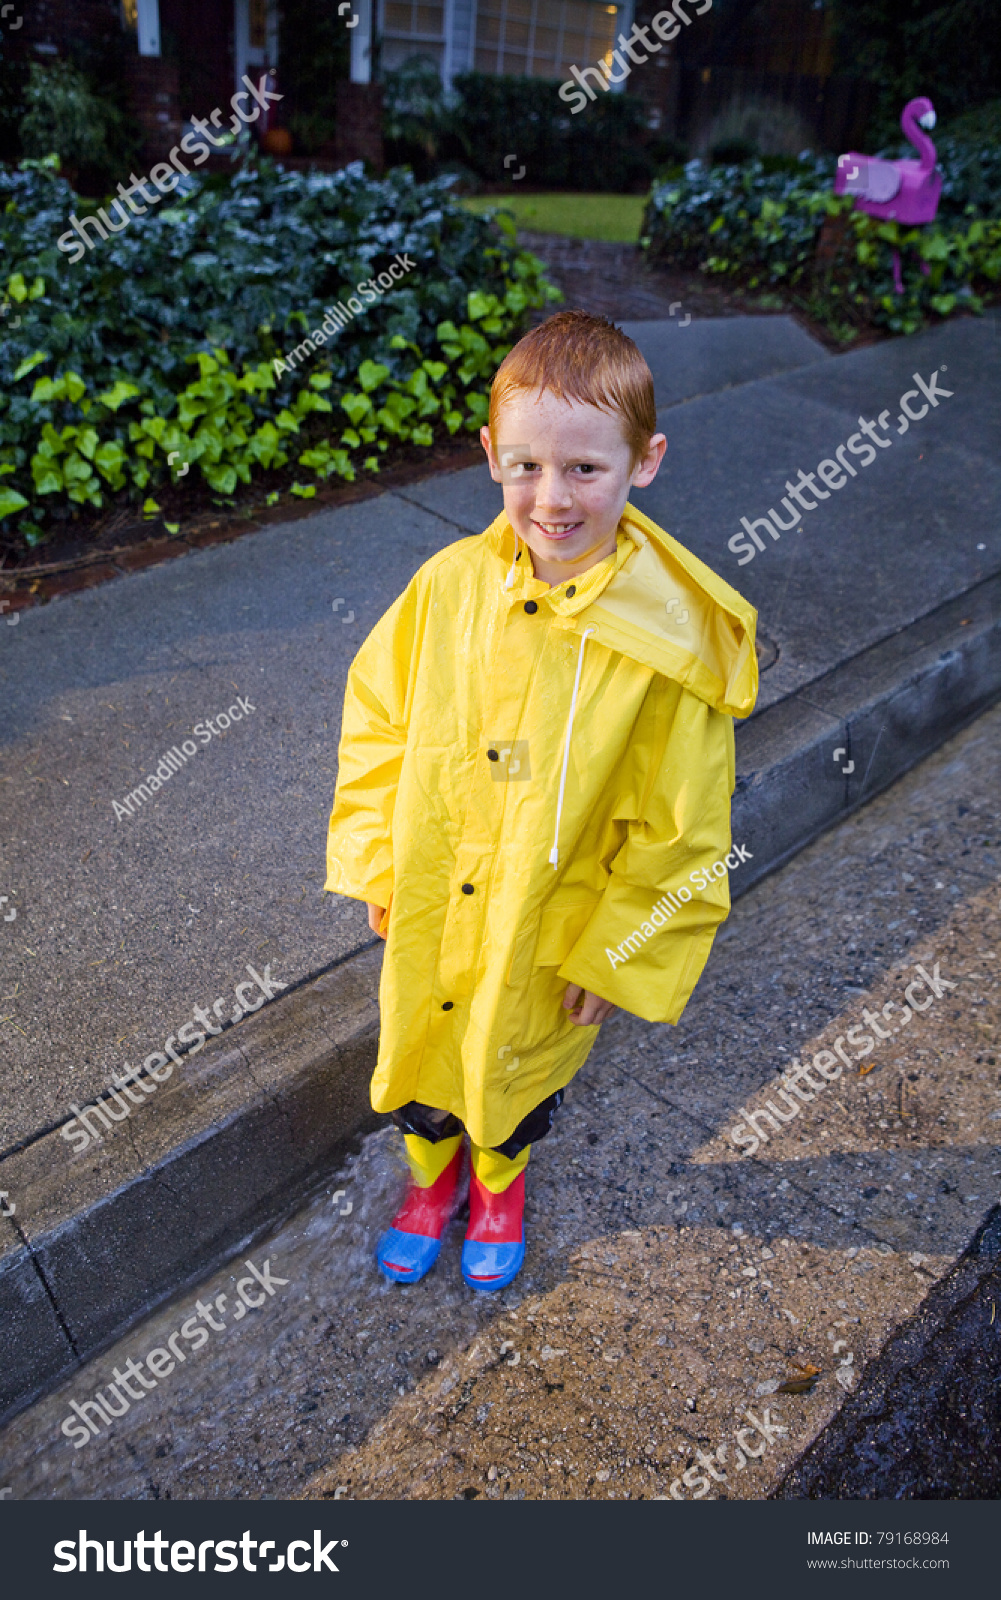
[{"xmin": 0, "ymin": 699, "xmax": 997, "ymax": 1502}]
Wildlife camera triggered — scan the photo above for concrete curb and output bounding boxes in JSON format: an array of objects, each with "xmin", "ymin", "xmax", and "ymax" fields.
[
  {"xmin": 2, "ymin": 577, "xmax": 1000, "ymax": 1425},
  {"xmin": 733, "ymin": 575, "xmax": 1001, "ymax": 895},
  {"xmin": 0, "ymin": 946, "xmax": 383, "ymax": 1421}
]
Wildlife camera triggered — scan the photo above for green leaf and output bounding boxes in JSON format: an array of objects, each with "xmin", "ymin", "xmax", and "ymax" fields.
[
  {"xmin": 97, "ymin": 380, "xmax": 142, "ymax": 412},
  {"xmin": 357, "ymin": 359, "xmax": 390, "ymax": 393},
  {"xmin": 467, "ymin": 290, "xmax": 500, "ymax": 321},
  {"xmin": 28, "ymin": 276, "xmax": 45, "ymax": 301},
  {"xmin": 266, "ymin": 491, "xmax": 281, "ymax": 506},
  {"xmin": 382, "ymin": 392, "xmax": 417, "ymax": 421},
  {"xmin": 30, "ymin": 376, "xmax": 65, "ymax": 403},
  {"xmin": 164, "ymin": 523, "xmax": 181, "ymax": 534},
  {"xmin": 14, "ymin": 350, "xmax": 50, "ymax": 383},
  {"xmin": 94, "ymin": 441, "xmax": 126, "ymax": 482},
  {"xmin": 0, "ymin": 487, "xmax": 29, "ymax": 518},
  {"xmin": 6, "ymin": 273, "xmax": 27, "ymax": 303},
  {"xmin": 203, "ymin": 463, "xmax": 237, "ymax": 494},
  {"xmin": 411, "ymin": 423, "xmax": 434, "ymax": 447},
  {"xmin": 62, "ymin": 452, "xmax": 93, "ymax": 485},
  {"xmin": 31, "ymin": 459, "xmax": 63, "ymax": 494},
  {"xmin": 341, "ymin": 392, "xmax": 372, "ymax": 425},
  {"xmin": 177, "ymin": 394, "xmax": 207, "ymax": 429},
  {"xmin": 308, "ymin": 372, "xmax": 333, "ymax": 390},
  {"xmin": 142, "ymin": 498, "xmax": 162, "ymax": 517},
  {"xmin": 290, "ymin": 481, "xmax": 316, "ymax": 498}
]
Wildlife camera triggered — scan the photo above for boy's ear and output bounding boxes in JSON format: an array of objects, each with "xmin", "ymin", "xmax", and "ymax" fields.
[
  {"xmin": 632, "ymin": 432, "xmax": 667, "ymax": 488},
  {"xmin": 480, "ymin": 424, "xmax": 502, "ymax": 482}
]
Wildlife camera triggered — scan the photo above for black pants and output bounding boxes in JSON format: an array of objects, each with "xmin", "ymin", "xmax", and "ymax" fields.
[{"xmin": 391, "ymin": 1089, "xmax": 564, "ymax": 1161}]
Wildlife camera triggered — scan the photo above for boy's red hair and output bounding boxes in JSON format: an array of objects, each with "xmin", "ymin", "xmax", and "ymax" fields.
[{"xmin": 489, "ymin": 310, "xmax": 657, "ymax": 464}]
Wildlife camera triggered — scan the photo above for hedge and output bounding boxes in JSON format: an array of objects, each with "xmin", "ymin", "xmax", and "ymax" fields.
[
  {"xmin": 0, "ymin": 157, "xmax": 560, "ymax": 545},
  {"xmin": 642, "ymin": 154, "xmax": 1001, "ymax": 338}
]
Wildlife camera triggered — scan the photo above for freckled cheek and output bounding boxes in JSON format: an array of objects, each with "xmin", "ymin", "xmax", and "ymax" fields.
[{"xmin": 502, "ymin": 484, "xmax": 540, "ymax": 522}]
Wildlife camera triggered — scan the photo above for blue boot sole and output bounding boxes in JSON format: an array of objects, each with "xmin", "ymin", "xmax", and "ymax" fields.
[
  {"xmin": 461, "ymin": 1236, "xmax": 526, "ymax": 1292},
  {"xmin": 376, "ymin": 1226, "xmax": 443, "ymax": 1284}
]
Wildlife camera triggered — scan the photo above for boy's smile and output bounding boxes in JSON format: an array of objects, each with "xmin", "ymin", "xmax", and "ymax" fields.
[{"xmin": 481, "ymin": 389, "xmax": 666, "ymax": 587}]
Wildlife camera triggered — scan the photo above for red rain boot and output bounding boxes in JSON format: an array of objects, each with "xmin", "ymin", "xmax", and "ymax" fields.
[
  {"xmin": 461, "ymin": 1167, "xmax": 525, "ymax": 1291},
  {"xmin": 376, "ymin": 1143, "xmax": 467, "ymax": 1284}
]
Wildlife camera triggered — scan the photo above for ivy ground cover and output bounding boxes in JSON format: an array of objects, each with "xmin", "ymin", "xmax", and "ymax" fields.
[{"xmin": 0, "ymin": 157, "xmax": 560, "ymax": 550}]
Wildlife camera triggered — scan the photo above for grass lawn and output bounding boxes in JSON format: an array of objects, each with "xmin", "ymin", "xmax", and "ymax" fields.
[{"xmin": 460, "ymin": 192, "xmax": 646, "ymax": 243}]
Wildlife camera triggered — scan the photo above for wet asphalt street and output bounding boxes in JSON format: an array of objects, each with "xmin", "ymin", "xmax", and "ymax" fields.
[{"xmin": 0, "ymin": 699, "xmax": 998, "ymax": 1502}]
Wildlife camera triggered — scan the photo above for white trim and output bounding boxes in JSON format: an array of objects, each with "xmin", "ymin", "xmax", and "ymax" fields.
[
  {"xmin": 609, "ymin": 0, "xmax": 634, "ymax": 94},
  {"xmin": 351, "ymin": 0, "xmax": 373, "ymax": 83},
  {"xmin": 136, "ymin": 0, "xmax": 160, "ymax": 56},
  {"xmin": 234, "ymin": 0, "xmax": 279, "ymax": 93}
]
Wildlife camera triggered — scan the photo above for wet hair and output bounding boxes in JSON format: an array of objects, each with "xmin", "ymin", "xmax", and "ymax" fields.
[{"xmin": 488, "ymin": 310, "xmax": 657, "ymax": 465}]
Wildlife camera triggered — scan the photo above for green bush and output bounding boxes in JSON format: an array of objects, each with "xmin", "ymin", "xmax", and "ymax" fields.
[
  {"xmin": 643, "ymin": 155, "xmax": 836, "ymax": 286},
  {"xmin": 642, "ymin": 151, "xmax": 1001, "ymax": 339},
  {"xmin": 382, "ymin": 70, "xmax": 665, "ymax": 192},
  {"xmin": 453, "ymin": 74, "xmax": 659, "ymax": 192},
  {"xmin": 0, "ymin": 158, "xmax": 559, "ymax": 545},
  {"xmin": 17, "ymin": 59, "xmax": 140, "ymax": 193}
]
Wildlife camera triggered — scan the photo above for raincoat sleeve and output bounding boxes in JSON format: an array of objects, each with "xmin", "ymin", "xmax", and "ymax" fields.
[
  {"xmin": 558, "ymin": 676, "xmax": 737, "ymax": 1025},
  {"xmin": 325, "ymin": 583, "xmax": 420, "ymax": 911}
]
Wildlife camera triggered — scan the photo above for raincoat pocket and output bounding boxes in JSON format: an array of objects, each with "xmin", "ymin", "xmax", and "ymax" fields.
[{"xmin": 534, "ymin": 893, "xmax": 602, "ymax": 969}]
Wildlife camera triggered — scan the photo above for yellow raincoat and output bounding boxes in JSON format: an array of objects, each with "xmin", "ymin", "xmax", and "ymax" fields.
[{"xmin": 326, "ymin": 503, "xmax": 758, "ymax": 1149}]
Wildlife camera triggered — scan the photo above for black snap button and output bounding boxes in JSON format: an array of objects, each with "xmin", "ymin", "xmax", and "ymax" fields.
[
  {"xmin": 487, "ymin": 748, "xmax": 499, "ymax": 761},
  {"xmin": 524, "ymin": 600, "xmax": 538, "ymax": 614},
  {"xmin": 461, "ymin": 883, "xmax": 474, "ymax": 895},
  {"xmin": 566, "ymin": 584, "xmax": 576, "ymax": 597},
  {"xmin": 442, "ymin": 1000, "xmax": 453, "ymax": 1011}
]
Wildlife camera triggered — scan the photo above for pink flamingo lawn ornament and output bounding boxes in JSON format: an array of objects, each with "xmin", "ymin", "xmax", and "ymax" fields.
[{"xmin": 834, "ymin": 96, "xmax": 942, "ymax": 293}]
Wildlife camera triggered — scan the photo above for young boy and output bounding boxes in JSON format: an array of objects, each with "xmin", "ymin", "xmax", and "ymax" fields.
[{"xmin": 325, "ymin": 310, "xmax": 758, "ymax": 1292}]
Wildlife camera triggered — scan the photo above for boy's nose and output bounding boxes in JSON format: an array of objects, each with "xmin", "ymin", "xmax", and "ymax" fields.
[{"xmin": 533, "ymin": 470, "xmax": 574, "ymax": 510}]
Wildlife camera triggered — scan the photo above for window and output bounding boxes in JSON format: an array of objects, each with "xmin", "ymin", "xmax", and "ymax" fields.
[
  {"xmin": 381, "ymin": 0, "xmax": 446, "ymax": 73},
  {"xmin": 473, "ymin": 0, "xmax": 620, "ymax": 80}
]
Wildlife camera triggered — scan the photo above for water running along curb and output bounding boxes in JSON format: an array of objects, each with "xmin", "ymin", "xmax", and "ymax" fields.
[{"xmin": 1, "ymin": 574, "xmax": 999, "ymax": 1424}]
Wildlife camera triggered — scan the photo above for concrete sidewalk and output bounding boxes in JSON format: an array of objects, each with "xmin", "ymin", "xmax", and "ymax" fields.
[
  {"xmin": 1, "ymin": 311, "xmax": 999, "ymax": 1421},
  {"xmin": 0, "ymin": 698, "xmax": 996, "ymax": 1501}
]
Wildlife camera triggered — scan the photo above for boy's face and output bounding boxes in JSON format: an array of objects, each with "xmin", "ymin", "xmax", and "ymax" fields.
[{"xmin": 480, "ymin": 388, "xmax": 666, "ymax": 585}]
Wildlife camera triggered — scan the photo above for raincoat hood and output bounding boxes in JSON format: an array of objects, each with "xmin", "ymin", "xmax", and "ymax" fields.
[{"xmin": 486, "ymin": 501, "xmax": 758, "ymax": 720}]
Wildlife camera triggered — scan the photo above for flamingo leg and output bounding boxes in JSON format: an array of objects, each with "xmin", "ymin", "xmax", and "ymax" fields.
[{"xmin": 892, "ymin": 248, "xmax": 904, "ymax": 295}]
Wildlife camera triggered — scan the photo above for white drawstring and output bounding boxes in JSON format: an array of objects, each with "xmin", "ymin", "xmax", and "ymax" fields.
[
  {"xmin": 549, "ymin": 626, "xmax": 596, "ymax": 869},
  {"xmin": 503, "ymin": 526, "xmax": 520, "ymax": 589}
]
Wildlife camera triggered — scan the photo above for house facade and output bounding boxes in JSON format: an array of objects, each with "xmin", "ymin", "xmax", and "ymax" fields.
[{"xmin": 9, "ymin": 0, "xmax": 869, "ymax": 172}]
